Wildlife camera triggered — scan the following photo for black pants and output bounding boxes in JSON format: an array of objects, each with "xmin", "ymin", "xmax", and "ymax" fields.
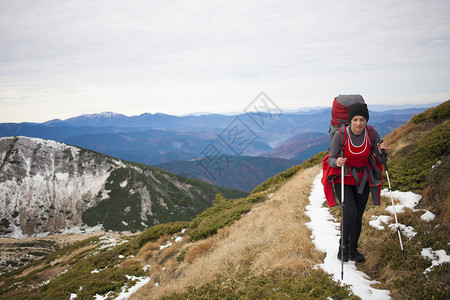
[{"xmin": 334, "ymin": 183, "xmax": 370, "ymax": 247}]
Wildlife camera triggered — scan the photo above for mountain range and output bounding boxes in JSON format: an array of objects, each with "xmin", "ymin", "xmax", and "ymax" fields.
[{"xmin": 0, "ymin": 105, "xmax": 431, "ymax": 192}]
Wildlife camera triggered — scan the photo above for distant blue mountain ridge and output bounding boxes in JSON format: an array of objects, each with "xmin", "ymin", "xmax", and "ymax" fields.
[{"xmin": 0, "ymin": 105, "xmax": 433, "ymax": 164}]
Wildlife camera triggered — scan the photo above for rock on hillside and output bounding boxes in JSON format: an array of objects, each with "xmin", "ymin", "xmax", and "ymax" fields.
[{"xmin": 0, "ymin": 137, "xmax": 245, "ymax": 237}]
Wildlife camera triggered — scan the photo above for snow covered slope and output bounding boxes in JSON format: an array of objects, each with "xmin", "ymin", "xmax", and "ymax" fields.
[{"xmin": 0, "ymin": 137, "xmax": 244, "ymax": 237}]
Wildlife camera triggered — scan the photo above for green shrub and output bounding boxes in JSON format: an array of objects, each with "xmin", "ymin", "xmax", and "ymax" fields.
[
  {"xmin": 431, "ymin": 99, "xmax": 450, "ymax": 120},
  {"xmin": 188, "ymin": 197, "xmax": 252, "ymax": 241},
  {"xmin": 39, "ymin": 262, "xmax": 144, "ymax": 299},
  {"xmin": 411, "ymin": 112, "xmax": 427, "ymax": 124},
  {"xmin": 388, "ymin": 121, "xmax": 450, "ymax": 191},
  {"xmin": 411, "ymin": 100, "xmax": 449, "ymax": 124},
  {"xmin": 131, "ymin": 221, "xmax": 190, "ymax": 249}
]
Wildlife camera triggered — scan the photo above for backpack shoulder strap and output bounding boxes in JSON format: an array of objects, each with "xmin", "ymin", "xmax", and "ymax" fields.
[
  {"xmin": 339, "ymin": 126, "xmax": 348, "ymax": 151},
  {"xmin": 366, "ymin": 125, "xmax": 376, "ymax": 153}
]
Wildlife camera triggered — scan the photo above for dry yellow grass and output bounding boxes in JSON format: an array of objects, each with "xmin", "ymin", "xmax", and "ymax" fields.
[
  {"xmin": 130, "ymin": 165, "xmax": 323, "ymax": 299},
  {"xmin": 184, "ymin": 239, "xmax": 215, "ymax": 264},
  {"xmin": 383, "ymin": 118, "xmax": 439, "ymax": 157}
]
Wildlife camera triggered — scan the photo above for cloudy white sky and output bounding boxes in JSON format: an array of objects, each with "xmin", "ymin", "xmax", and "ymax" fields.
[{"xmin": 1, "ymin": 0, "xmax": 449, "ymax": 123}]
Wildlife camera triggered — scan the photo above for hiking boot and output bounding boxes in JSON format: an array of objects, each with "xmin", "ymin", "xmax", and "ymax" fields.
[
  {"xmin": 337, "ymin": 243, "xmax": 349, "ymax": 262},
  {"xmin": 349, "ymin": 246, "xmax": 365, "ymax": 262}
]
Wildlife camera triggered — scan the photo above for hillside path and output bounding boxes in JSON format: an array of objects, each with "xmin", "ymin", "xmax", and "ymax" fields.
[{"xmin": 305, "ymin": 170, "xmax": 391, "ymax": 300}]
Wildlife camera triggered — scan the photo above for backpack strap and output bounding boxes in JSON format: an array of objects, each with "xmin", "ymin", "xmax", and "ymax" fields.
[
  {"xmin": 366, "ymin": 125, "xmax": 376, "ymax": 154},
  {"xmin": 366, "ymin": 125, "xmax": 382, "ymax": 166},
  {"xmin": 338, "ymin": 126, "xmax": 347, "ymax": 151},
  {"xmin": 338, "ymin": 126, "xmax": 351, "ymax": 176}
]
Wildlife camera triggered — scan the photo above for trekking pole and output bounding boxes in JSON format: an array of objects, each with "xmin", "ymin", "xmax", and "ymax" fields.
[
  {"xmin": 380, "ymin": 141, "xmax": 406, "ymax": 260},
  {"xmin": 340, "ymin": 148, "xmax": 345, "ymax": 280}
]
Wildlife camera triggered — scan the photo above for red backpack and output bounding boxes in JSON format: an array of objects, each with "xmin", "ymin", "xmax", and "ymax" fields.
[{"xmin": 329, "ymin": 95, "xmax": 365, "ymax": 144}]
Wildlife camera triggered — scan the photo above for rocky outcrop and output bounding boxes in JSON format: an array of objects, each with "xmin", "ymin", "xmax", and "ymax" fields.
[
  {"xmin": 0, "ymin": 137, "xmax": 124, "ymax": 237},
  {"xmin": 0, "ymin": 137, "xmax": 245, "ymax": 237}
]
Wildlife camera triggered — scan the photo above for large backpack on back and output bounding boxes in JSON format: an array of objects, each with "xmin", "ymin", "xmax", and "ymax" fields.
[{"xmin": 329, "ymin": 94, "xmax": 365, "ymax": 144}]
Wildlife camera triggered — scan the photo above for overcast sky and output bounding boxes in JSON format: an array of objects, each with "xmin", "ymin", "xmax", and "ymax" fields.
[{"xmin": 1, "ymin": 0, "xmax": 449, "ymax": 123}]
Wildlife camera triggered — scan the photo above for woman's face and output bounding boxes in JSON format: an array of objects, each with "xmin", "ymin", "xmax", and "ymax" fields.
[{"xmin": 350, "ymin": 115, "xmax": 367, "ymax": 135}]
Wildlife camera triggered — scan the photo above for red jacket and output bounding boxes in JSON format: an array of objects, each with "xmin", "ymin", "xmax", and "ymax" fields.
[{"xmin": 321, "ymin": 126, "xmax": 383, "ymax": 207}]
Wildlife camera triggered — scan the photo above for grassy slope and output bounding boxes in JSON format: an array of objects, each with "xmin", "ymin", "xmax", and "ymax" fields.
[{"xmin": 132, "ymin": 163, "xmax": 356, "ymax": 300}]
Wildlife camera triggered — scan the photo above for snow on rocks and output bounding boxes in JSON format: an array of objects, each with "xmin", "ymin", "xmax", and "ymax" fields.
[
  {"xmin": 0, "ymin": 136, "xmax": 122, "ymax": 237},
  {"xmin": 306, "ymin": 172, "xmax": 391, "ymax": 300}
]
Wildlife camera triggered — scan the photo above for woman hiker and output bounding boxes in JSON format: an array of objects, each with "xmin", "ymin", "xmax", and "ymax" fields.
[{"xmin": 322, "ymin": 102, "xmax": 388, "ymax": 262}]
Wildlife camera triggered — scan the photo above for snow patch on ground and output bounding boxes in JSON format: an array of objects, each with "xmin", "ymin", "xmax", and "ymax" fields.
[
  {"xmin": 420, "ymin": 210, "xmax": 436, "ymax": 222},
  {"xmin": 96, "ymin": 234, "xmax": 128, "ymax": 250},
  {"xmin": 381, "ymin": 189, "xmax": 422, "ymax": 214},
  {"xmin": 120, "ymin": 180, "xmax": 128, "ymax": 188},
  {"xmin": 381, "ymin": 189, "xmax": 435, "ymax": 222},
  {"xmin": 369, "ymin": 215, "xmax": 391, "ymax": 230},
  {"xmin": 370, "ymin": 189, "xmax": 435, "ymax": 239},
  {"xmin": 306, "ymin": 172, "xmax": 391, "ymax": 300},
  {"xmin": 421, "ymin": 248, "xmax": 450, "ymax": 274},
  {"xmin": 91, "ymin": 275, "xmax": 150, "ymax": 300},
  {"xmin": 115, "ymin": 275, "xmax": 151, "ymax": 300},
  {"xmin": 160, "ymin": 242, "xmax": 173, "ymax": 250},
  {"xmin": 389, "ymin": 223, "xmax": 417, "ymax": 240},
  {"xmin": 158, "ymin": 232, "xmax": 185, "ymax": 250}
]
